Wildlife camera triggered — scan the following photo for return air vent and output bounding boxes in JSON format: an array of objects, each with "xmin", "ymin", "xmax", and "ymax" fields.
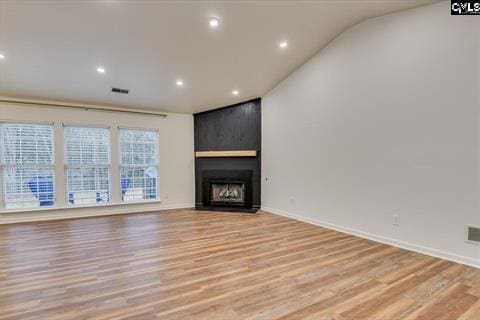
[
  {"xmin": 466, "ymin": 225, "xmax": 480, "ymax": 244},
  {"xmin": 112, "ymin": 87, "xmax": 129, "ymax": 94}
]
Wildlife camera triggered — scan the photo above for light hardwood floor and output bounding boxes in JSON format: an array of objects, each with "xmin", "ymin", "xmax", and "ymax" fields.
[{"xmin": 0, "ymin": 209, "xmax": 479, "ymax": 320}]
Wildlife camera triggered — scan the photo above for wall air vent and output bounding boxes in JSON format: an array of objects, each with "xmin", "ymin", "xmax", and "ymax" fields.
[
  {"xmin": 112, "ymin": 87, "xmax": 129, "ymax": 94},
  {"xmin": 466, "ymin": 225, "xmax": 480, "ymax": 245}
]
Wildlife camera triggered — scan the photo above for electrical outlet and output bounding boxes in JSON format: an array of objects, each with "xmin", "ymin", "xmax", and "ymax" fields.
[
  {"xmin": 393, "ymin": 214, "xmax": 399, "ymax": 226},
  {"xmin": 164, "ymin": 193, "xmax": 169, "ymax": 199},
  {"xmin": 289, "ymin": 197, "xmax": 295, "ymax": 204}
]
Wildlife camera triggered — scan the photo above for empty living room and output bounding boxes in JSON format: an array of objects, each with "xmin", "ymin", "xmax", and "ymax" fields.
[{"xmin": 0, "ymin": 1, "xmax": 479, "ymax": 319}]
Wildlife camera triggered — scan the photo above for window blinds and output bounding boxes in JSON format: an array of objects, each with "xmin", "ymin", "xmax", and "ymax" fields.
[
  {"xmin": 64, "ymin": 126, "xmax": 111, "ymax": 205},
  {"xmin": 119, "ymin": 128, "xmax": 158, "ymax": 201},
  {"xmin": 0, "ymin": 123, "xmax": 55, "ymax": 209}
]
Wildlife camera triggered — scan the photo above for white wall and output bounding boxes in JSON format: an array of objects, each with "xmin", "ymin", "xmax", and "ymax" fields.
[
  {"xmin": 262, "ymin": 2, "xmax": 480, "ymax": 267},
  {"xmin": 0, "ymin": 101, "xmax": 194, "ymax": 223}
]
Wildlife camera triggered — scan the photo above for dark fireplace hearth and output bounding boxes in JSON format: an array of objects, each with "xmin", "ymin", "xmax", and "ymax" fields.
[{"xmin": 198, "ymin": 170, "xmax": 255, "ymax": 212}]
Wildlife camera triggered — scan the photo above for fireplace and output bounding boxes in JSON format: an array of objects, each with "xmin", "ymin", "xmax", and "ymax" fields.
[
  {"xmin": 211, "ymin": 183, "xmax": 245, "ymax": 205},
  {"xmin": 199, "ymin": 170, "xmax": 254, "ymax": 212},
  {"xmin": 194, "ymin": 98, "xmax": 261, "ymax": 213}
]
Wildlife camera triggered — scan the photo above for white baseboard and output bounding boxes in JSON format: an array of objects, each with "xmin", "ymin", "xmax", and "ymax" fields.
[
  {"xmin": 262, "ymin": 206, "xmax": 480, "ymax": 269},
  {"xmin": 0, "ymin": 203, "xmax": 194, "ymax": 224}
]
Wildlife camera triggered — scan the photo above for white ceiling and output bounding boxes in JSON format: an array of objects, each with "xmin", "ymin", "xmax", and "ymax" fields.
[{"xmin": 0, "ymin": 0, "xmax": 438, "ymax": 114}]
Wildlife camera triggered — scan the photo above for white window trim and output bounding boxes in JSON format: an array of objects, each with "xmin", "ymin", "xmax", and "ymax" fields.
[
  {"xmin": 1, "ymin": 198, "xmax": 163, "ymax": 213},
  {"xmin": 0, "ymin": 120, "xmax": 54, "ymax": 125},
  {"xmin": 0, "ymin": 122, "xmax": 56, "ymax": 210},
  {"xmin": 63, "ymin": 125, "xmax": 112, "ymax": 207},
  {"xmin": 118, "ymin": 127, "xmax": 160, "ymax": 202},
  {"xmin": 1, "ymin": 122, "xmax": 163, "ymax": 213},
  {"xmin": 118, "ymin": 126, "xmax": 158, "ymax": 132},
  {"xmin": 63, "ymin": 123, "xmax": 110, "ymax": 129}
]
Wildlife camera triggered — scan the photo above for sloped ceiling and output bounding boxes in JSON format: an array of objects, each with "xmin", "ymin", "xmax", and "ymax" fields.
[{"xmin": 0, "ymin": 0, "xmax": 439, "ymax": 113}]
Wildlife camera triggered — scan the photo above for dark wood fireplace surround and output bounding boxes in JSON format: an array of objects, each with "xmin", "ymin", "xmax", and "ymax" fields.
[{"xmin": 194, "ymin": 98, "xmax": 261, "ymax": 213}]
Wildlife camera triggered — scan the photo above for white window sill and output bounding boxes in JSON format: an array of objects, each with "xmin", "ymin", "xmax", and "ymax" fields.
[{"xmin": 1, "ymin": 199, "xmax": 162, "ymax": 214}]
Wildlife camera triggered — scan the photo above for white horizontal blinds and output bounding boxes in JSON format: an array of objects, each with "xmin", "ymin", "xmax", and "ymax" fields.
[
  {"xmin": 64, "ymin": 126, "xmax": 110, "ymax": 165},
  {"xmin": 64, "ymin": 126, "xmax": 111, "ymax": 205},
  {"xmin": 0, "ymin": 123, "xmax": 55, "ymax": 209},
  {"xmin": 119, "ymin": 128, "xmax": 158, "ymax": 201}
]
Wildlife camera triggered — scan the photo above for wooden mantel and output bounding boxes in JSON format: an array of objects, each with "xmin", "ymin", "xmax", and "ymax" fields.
[{"xmin": 195, "ymin": 150, "xmax": 257, "ymax": 158}]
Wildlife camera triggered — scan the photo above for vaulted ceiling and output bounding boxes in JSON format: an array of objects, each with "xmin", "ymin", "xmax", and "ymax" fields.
[{"xmin": 0, "ymin": 0, "xmax": 438, "ymax": 114}]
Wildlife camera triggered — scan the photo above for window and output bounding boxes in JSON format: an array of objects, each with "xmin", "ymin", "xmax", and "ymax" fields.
[
  {"xmin": 0, "ymin": 122, "xmax": 55, "ymax": 209},
  {"xmin": 1, "ymin": 122, "xmax": 159, "ymax": 211},
  {"xmin": 119, "ymin": 128, "xmax": 158, "ymax": 202},
  {"xmin": 64, "ymin": 126, "xmax": 111, "ymax": 205}
]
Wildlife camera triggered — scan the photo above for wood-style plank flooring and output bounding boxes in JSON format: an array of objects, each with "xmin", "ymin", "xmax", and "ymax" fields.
[{"xmin": 1, "ymin": 209, "xmax": 479, "ymax": 320}]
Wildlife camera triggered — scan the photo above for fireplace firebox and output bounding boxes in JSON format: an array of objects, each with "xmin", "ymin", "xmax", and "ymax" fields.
[
  {"xmin": 211, "ymin": 183, "xmax": 245, "ymax": 204},
  {"xmin": 199, "ymin": 170, "xmax": 254, "ymax": 212}
]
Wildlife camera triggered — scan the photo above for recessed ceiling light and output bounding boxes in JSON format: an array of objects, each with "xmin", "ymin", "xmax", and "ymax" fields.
[
  {"xmin": 232, "ymin": 90, "xmax": 239, "ymax": 96},
  {"xmin": 176, "ymin": 80, "xmax": 184, "ymax": 87},
  {"xmin": 0, "ymin": 53, "xmax": 4, "ymax": 59},
  {"xmin": 96, "ymin": 66, "xmax": 106, "ymax": 74},
  {"xmin": 279, "ymin": 41, "xmax": 288, "ymax": 49},
  {"xmin": 209, "ymin": 17, "xmax": 220, "ymax": 28}
]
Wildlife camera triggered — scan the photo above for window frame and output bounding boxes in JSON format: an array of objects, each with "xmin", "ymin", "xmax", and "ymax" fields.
[
  {"xmin": 0, "ymin": 121, "xmax": 56, "ymax": 210},
  {"xmin": 118, "ymin": 126, "xmax": 160, "ymax": 203},
  {"xmin": 1, "ymin": 121, "xmax": 162, "ymax": 213},
  {"xmin": 63, "ymin": 124, "xmax": 112, "ymax": 207}
]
